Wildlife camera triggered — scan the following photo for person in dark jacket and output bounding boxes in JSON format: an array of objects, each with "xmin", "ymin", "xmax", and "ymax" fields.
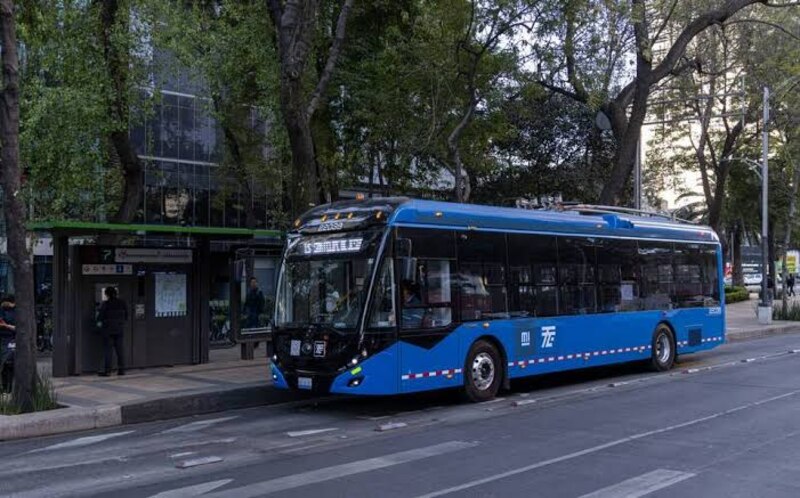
[
  {"xmin": 97, "ymin": 286, "xmax": 127, "ymax": 376},
  {"xmin": 0, "ymin": 295, "xmax": 16, "ymax": 391},
  {"xmin": 243, "ymin": 277, "xmax": 265, "ymax": 329}
]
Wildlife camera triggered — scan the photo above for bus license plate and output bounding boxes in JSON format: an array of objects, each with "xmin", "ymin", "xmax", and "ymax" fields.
[
  {"xmin": 290, "ymin": 340, "xmax": 301, "ymax": 356},
  {"xmin": 298, "ymin": 377, "xmax": 313, "ymax": 390}
]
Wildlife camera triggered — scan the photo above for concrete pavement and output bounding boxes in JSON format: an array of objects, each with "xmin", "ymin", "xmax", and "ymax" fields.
[
  {"xmin": 1, "ymin": 296, "xmax": 799, "ymax": 441},
  {"xmin": 3, "ymin": 334, "xmax": 800, "ymax": 497}
]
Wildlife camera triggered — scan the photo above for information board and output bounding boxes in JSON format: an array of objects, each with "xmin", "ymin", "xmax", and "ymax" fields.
[{"xmin": 155, "ymin": 273, "xmax": 187, "ymax": 318}]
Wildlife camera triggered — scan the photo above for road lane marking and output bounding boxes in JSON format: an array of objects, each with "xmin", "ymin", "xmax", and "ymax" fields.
[
  {"xmin": 286, "ymin": 428, "xmax": 338, "ymax": 437},
  {"xmin": 149, "ymin": 479, "xmax": 233, "ymax": 498},
  {"xmin": 578, "ymin": 469, "xmax": 695, "ymax": 498},
  {"xmin": 203, "ymin": 440, "xmax": 477, "ymax": 498},
  {"xmin": 175, "ymin": 456, "xmax": 224, "ymax": 469},
  {"xmin": 169, "ymin": 451, "xmax": 196, "ymax": 459},
  {"xmin": 416, "ymin": 389, "xmax": 800, "ymax": 497},
  {"xmin": 32, "ymin": 431, "xmax": 135, "ymax": 452},
  {"xmin": 162, "ymin": 416, "xmax": 239, "ymax": 434}
]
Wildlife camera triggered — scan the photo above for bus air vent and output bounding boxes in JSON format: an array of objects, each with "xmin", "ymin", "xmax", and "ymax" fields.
[{"xmin": 688, "ymin": 328, "xmax": 702, "ymax": 346}]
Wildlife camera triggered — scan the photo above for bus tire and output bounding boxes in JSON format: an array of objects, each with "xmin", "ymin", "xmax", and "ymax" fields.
[
  {"xmin": 650, "ymin": 324, "xmax": 676, "ymax": 372},
  {"xmin": 463, "ymin": 340, "xmax": 502, "ymax": 402}
]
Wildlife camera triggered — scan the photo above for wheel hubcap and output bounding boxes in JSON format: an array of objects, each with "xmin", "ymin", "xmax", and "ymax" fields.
[
  {"xmin": 656, "ymin": 332, "xmax": 671, "ymax": 364},
  {"xmin": 471, "ymin": 352, "xmax": 495, "ymax": 391}
]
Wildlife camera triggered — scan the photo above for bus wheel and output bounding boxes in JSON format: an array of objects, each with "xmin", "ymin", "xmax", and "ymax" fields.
[
  {"xmin": 650, "ymin": 324, "xmax": 676, "ymax": 372},
  {"xmin": 464, "ymin": 340, "xmax": 502, "ymax": 402}
]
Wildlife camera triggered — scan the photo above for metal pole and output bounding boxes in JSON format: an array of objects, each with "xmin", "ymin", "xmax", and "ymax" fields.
[
  {"xmin": 761, "ymin": 86, "xmax": 770, "ymax": 308},
  {"xmin": 634, "ymin": 134, "xmax": 641, "ymax": 210}
]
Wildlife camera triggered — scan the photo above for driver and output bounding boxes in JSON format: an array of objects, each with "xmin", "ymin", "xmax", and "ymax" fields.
[{"xmin": 401, "ymin": 280, "xmax": 424, "ymax": 329}]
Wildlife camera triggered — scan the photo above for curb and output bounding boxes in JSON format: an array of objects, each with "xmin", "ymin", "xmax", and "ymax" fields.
[
  {"xmin": 119, "ymin": 384, "xmax": 311, "ymax": 425},
  {"xmin": 0, "ymin": 404, "xmax": 120, "ymax": 441},
  {"xmin": 726, "ymin": 323, "xmax": 800, "ymax": 343}
]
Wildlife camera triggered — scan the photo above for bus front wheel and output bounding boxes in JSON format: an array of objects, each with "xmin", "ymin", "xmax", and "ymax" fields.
[
  {"xmin": 464, "ymin": 340, "xmax": 502, "ymax": 402},
  {"xmin": 650, "ymin": 324, "xmax": 676, "ymax": 372}
]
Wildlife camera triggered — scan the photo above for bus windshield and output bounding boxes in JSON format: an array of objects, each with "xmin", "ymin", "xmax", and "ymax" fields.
[{"xmin": 274, "ymin": 231, "xmax": 381, "ymax": 330}]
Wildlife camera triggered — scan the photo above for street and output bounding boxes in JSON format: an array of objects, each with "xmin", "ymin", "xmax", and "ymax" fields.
[{"xmin": 2, "ymin": 335, "xmax": 800, "ymax": 497}]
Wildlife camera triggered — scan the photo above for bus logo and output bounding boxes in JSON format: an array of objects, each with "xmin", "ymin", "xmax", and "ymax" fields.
[
  {"xmin": 541, "ymin": 326, "xmax": 556, "ymax": 348},
  {"xmin": 520, "ymin": 331, "xmax": 531, "ymax": 347}
]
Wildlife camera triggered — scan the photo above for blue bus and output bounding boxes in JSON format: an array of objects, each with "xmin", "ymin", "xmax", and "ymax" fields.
[{"xmin": 271, "ymin": 198, "xmax": 724, "ymax": 401}]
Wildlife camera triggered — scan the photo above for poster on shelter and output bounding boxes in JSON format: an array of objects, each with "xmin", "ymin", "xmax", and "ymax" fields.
[{"xmin": 155, "ymin": 273, "xmax": 187, "ymax": 318}]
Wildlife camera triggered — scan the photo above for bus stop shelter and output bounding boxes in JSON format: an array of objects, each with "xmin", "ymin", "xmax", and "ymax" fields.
[{"xmin": 30, "ymin": 221, "xmax": 283, "ymax": 377}]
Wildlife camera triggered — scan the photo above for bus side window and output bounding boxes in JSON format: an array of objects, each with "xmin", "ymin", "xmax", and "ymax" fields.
[
  {"xmin": 507, "ymin": 234, "xmax": 558, "ymax": 317},
  {"xmin": 596, "ymin": 239, "xmax": 640, "ymax": 312},
  {"xmin": 457, "ymin": 232, "xmax": 508, "ymax": 320},
  {"xmin": 639, "ymin": 242, "xmax": 673, "ymax": 310},
  {"xmin": 394, "ymin": 228, "xmax": 456, "ymax": 330},
  {"xmin": 558, "ymin": 238, "xmax": 597, "ymax": 315},
  {"xmin": 368, "ymin": 259, "xmax": 396, "ymax": 328}
]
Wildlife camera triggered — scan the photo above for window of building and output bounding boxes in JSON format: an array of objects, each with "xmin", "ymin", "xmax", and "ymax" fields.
[
  {"xmin": 558, "ymin": 237, "xmax": 597, "ymax": 314},
  {"xmin": 457, "ymin": 231, "xmax": 507, "ymax": 320}
]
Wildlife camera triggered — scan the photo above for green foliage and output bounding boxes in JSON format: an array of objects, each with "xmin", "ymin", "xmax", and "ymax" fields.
[
  {"xmin": 773, "ymin": 300, "xmax": 800, "ymax": 321},
  {"xmin": 724, "ymin": 286, "xmax": 750, "ymax": 304},
  {"xmin": 0, "ymin": 374, "xmax": 59, "ymax": 415}
]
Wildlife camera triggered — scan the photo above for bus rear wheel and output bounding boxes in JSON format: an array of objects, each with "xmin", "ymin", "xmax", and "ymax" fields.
[
  {"xmin": 464, "ymin": 340, "xmax": 502, "ymax": 402},
  {"xmin": 650, "ymin": 324, "xmax": 676, "ymax": 372}
]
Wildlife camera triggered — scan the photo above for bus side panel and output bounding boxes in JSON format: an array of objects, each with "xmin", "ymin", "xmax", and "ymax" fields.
[
  {"xmin": 398, "ymin": 332, "xmax": 466, "ymax": 393},
  {"xmin": 505, "ymin": 312, "xmax": 659, "ymax": 379},
  {"xmin": 504, "ymin": 309, "xmax": 725, "ymax": 380}
]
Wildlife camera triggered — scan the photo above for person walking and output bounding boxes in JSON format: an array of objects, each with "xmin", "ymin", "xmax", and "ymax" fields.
[
  {"xmin": 789, "ymin": 273, "xmax": 796, "ymax": 297},
  {"xmin": 97, "ymin": 286, "xmax": 128, "ymax": 376}
]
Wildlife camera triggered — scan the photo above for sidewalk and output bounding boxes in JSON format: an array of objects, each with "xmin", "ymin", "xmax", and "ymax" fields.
[
  {"xmin": 726, "ymin": 295, "xmax": 800, "ymax": 342},
  {"xmin": 1, "ymin": 346, "xmax": 306, "ymax": 440},
  {"xmin": 2, "ymin": 297, "xmax": 799, "ymax": 441}
]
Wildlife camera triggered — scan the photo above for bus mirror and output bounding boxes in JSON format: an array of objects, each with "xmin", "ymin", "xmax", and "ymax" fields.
[
  {"xmin": 399, "ymin": 257, "xmax": 418, "ymax": 283},
  {"xmin": 395, "ymin": 238, "xmax": 413, "ymax": 258}
]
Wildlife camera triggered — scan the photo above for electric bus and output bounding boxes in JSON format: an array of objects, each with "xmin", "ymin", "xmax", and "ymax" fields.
[{"xmin": 271, "ymin": 198, "xmax": 724, "ymax": 401}]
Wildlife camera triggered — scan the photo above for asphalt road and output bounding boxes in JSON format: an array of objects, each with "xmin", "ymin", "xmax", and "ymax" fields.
[{"xmin": 4, "ymin": 334, "xmax": 800, "ymax": 498}]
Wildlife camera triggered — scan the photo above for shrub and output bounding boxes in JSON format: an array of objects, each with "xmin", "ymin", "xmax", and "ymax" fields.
[
  {"xmin": 0, "ymin": 374, "xmax": 59, "ymax": 415},
  {"xmin": 774, "ymin": 301, "xmax": 800, "ymax": 321},
  {"xmin": 724, "ymin": 286, "xmax": 750, "ymax": 304}
]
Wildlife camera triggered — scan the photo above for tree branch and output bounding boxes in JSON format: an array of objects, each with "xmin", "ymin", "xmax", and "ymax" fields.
[
  {"xmin": 649, "ymin": 0, "xmax": 767, "ymax": 85},
  {"xmin": 306, "ymin": 0, "xmax": 354, "ymax": 120}
]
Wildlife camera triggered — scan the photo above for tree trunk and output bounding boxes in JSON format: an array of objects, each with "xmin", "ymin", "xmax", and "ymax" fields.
[
  {"xmin": 781, "ymin": 156, "xmax": 800, "ymax": 308},
  {"xmin": 0, "ymin": 0, "xmax": 37, "ymax": 412},
  {"xmin": 733, "ymin": 219, "xmax": 744, "ymax": 287},
  {"xmin": 281, "ymin": 92, "xmax": 319, "ymax": 214},
  {"xmin": 268, "ymin": 0, "xmax": 353, "ymax": 217},
  {"xmin": 98, "ymin": 0, "xmax": 143, "ymax": 224}
]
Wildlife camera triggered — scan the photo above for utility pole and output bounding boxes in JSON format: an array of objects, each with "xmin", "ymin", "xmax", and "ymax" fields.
[{"xmin": 758, "ymin": 86, "xmax": 772, "ymax": 324}]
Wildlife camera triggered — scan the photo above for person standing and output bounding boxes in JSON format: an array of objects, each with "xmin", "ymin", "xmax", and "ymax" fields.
[
  {"xmin": 0, "ymin": 295, "xmax": 16, "ymax": 391},
  {"xmin": 789, "ymin": 273, "xmax": 796, "ymax": 297},
  {"xmin": 244, "ymin": 277, "xmax": 265, "ymax": 329},
  {"xmin": 97, "ymin": 287, "xmax": 128, "ymax": 376}
]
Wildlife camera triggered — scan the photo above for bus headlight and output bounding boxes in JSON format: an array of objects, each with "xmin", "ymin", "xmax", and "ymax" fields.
[{"xmin": 350, "ymin": 356, "xmax": 359, "ymax": 366}]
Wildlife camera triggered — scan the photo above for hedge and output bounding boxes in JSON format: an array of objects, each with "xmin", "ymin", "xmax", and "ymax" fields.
[{"xmin": 724, "ymin": 286, "xmax": 750, "ymax": 304}]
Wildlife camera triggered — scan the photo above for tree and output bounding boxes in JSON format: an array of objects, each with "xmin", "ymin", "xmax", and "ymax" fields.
[
  {"xmin": 267, "ymin": 0, "xmax": 355, "ymax": 215},
  {"xmin": 445, "ymin": 0, "xmax": 537, "ymax": 202},
  {"xmin": 1, "ymin": 0, "xmax": 37, "ymax": 412},
  {"xmin": 96, "ymin": 0, "xmax": 147, "ymax": 223},
  {"xmin": 534, "ymin": 0, "xmax": 798, "ymax": 206}
]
